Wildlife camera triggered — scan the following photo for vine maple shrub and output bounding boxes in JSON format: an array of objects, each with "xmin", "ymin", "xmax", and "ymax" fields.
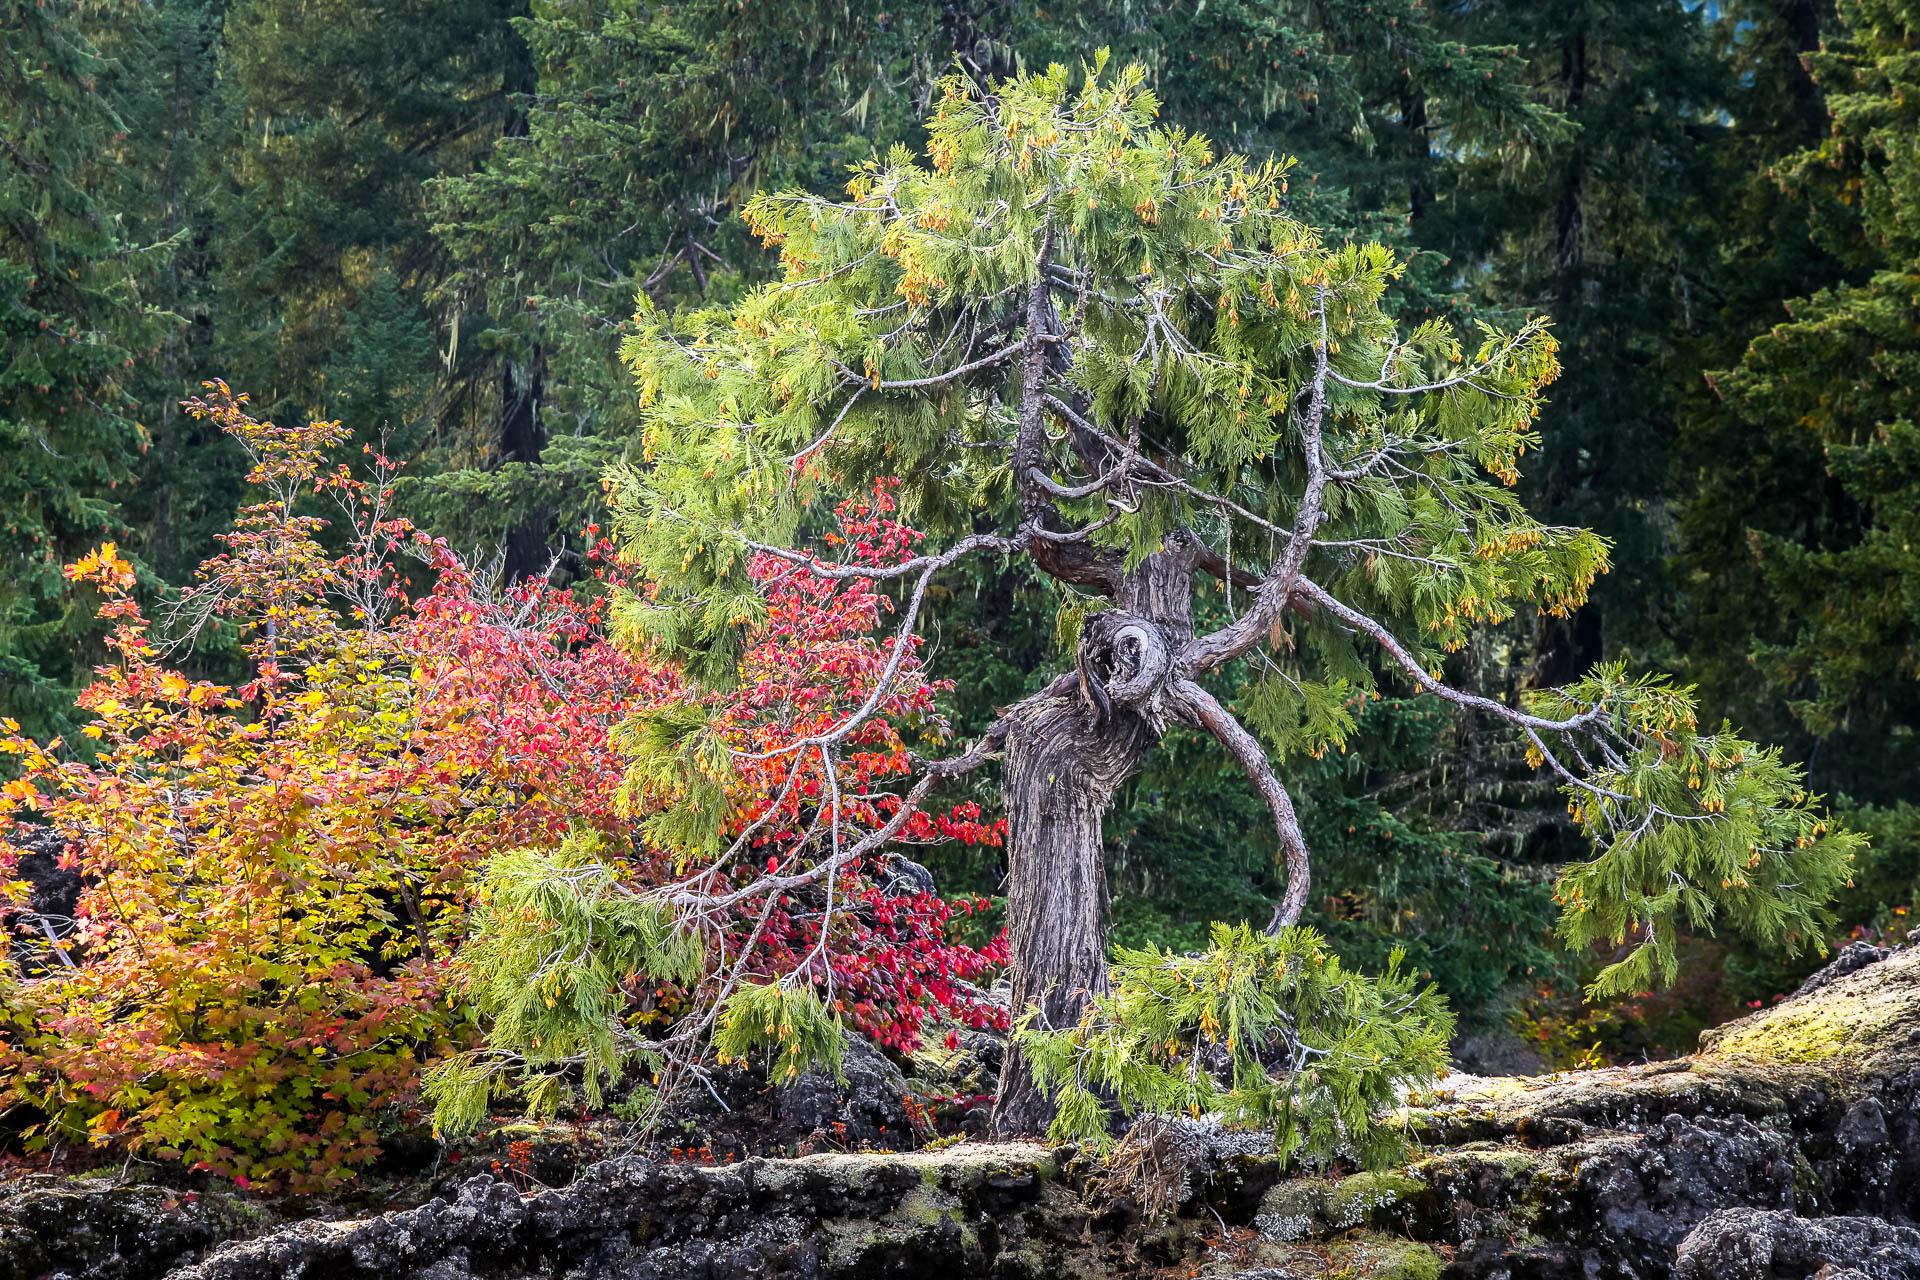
[
  {"xmin": 428, "ymin": 481, "xmax": 1007, "ymax": 1129},
  {"xmin": 0, "ymin": 386, "xmax": 1005, "ymax": 1189}
]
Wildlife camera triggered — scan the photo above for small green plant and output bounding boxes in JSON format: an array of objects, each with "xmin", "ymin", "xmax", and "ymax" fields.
[
  {"xmin": 424, "ymin": 831, "xmax": 705, "ymax": 1134},
  {"xmin": 1017, "ymin": 924, "xmax": 1453, "ymax": 1168}
]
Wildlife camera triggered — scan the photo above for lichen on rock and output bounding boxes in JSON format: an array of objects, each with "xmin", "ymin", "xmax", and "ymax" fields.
[{"xmin": 3, "ymin": 946, "xmax": 1915, "ymax": 1280}]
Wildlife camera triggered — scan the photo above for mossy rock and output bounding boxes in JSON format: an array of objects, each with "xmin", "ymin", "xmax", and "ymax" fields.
[
  {"xmin": 1326, "ymin": 1232, "xmax": 1446, "ymax": 1280},
  {"xmin": 1255, "ymin": 1169, "xmax": 1427, "ymax": 1242},
  {"xmin": 1699, "ymin": 946, "xmax": 1919, "ymax": 1074}
]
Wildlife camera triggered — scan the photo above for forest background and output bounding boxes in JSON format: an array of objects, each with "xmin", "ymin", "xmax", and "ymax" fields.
[{"xmin": 6, "ymin": 0, "xmax": 1918, "ymax": 1067}]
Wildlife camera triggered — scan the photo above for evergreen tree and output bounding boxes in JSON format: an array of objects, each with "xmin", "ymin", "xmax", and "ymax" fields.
[
  {"xmin": 607, "ymin": 61, "xmax": 1858, "ymax": 1133},
  {"xmin": 1448, "ymin": 0, "xmax": 1734, "ymax": 684},
  {"xmin": 104, "ymin": 0, "xmax": 239, "ymax": 591},
  {"xmin": 1674, "ymin": 0, "xmax": 1846, "ymax": 764},
  {"xmin": 1683, "ymin": 0, "xmax": 1920, "ymax": 802},
  {"xmin": 422, "ymin": 0, "xmax": 1561, "ymax": 577},
  {"xmin": 0, "ymin": 0, "xmax": 182, "ymax": 734},
  {"xmin": 206, "ymin": 0, "xmax": 527, "ymax": 436},
  {"xmin": 421, "ymin": 0, "xmax": 1047, "ymax": 575}
]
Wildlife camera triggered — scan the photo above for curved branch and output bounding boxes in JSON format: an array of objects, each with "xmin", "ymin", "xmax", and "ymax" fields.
[
  {"xmin": 1180, "ymin": 292, "xmax": 1335, "ymax": 675},
  {"xmin": 1292, "ymin": 577, "xmax": 1607, "ymax": 735},
  {"xmin": 832, "ymin": 335, "xmax": 1063, "ymax": 393},
  {"xmin": 1171, "ymin": 679, "xmax": 1310, "ymax": 931},
  {"xmin": 743, "ymin": 531, "xmax": 1017, "ymax": 582}
]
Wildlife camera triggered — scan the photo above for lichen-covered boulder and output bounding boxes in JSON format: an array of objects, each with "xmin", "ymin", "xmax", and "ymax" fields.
[
  {"xmin": 0, "ymin": 1178, "xmax": 260, "ymax": 1280},
  {"xmin": 1673, "ymin": 1208, "xmax": 1920, "ymax": 1280},
  {"xmin": 165, "ymin": 1144, "xmax": 1077, "ymax": 1280},
  {"xmin": 1214, "ymin": 945, "xmax": 1920, "ymax": 1279}
]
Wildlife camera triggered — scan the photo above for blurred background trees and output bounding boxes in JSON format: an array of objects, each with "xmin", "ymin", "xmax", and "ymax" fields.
[{"xmin": 5, "ymin": 0, "xmax": 1915, "ymax": 1059}]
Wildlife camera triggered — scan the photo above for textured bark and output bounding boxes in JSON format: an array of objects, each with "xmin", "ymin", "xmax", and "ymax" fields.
[
  {"xmin": 988, "ymin": 686, "xmax": 1151, "ymax": 1136},
  {"xmin": 498, "ymin": 350, "xmax": 550, "ymax": 584},
  {"xmin": 991, "ymin": 552, "xmax": 1194, "ymax": 1138}
]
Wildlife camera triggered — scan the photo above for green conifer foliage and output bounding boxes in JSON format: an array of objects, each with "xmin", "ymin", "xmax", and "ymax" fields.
[
  {"xmin": 610, "ymin": 60, "xmax": 1859, "ymax": 1131},
  {"xmin": 427, "ymin": 832, "xmax": 705, "ymax": 1134},
  {"xmin": 1017, "ymin": 923, "xmax": 1452, "ymax": 1163},
  {"xmin": 103, "ymin": 0, "xmax": 241, "ymax": 592},
  {"xmin": 1674, "ymin": 0, "xmax": 1846, "ymax": 761},
  {"xmin": 0, "ymin": 0, "xmax": 182, "ymax": 734},
  {"xmin": 420, "ymin": 0, "xmax": 1563, "ymax": 572},
  {"xmin": 208, "ymin": 0, "xmax": 526, "ymax": 430},
  {"xmin": 1704, "ymin": 0, "xmax": 1920, "ymax": 763},
  {"xmin": 1445, "ymin": 0, "xmax": 1737, "ymax": 678}
]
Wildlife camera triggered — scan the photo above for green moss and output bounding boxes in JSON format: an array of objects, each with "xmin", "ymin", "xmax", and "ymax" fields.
[
  {"xmin": 1791, "ymin": 1150, "xmax": 1823, "ymax": 1213},
  {"xmin": 1324, "ymin": 1171, "xmax": 1424, "ymax": 1229},
  {"xmin": 1702, "ymin": 952, "xmax": 1920, "ymax": 1070},
  {"xmin": 893, "ymin": 1187, "xmax": 962, "ymax": 1228},
  {"xmin": 1255, "ymin": 1178, "xmax": 1331, "ymax": 1241},
  {"xmin": 1707, "ymin": 1005, "xmax": 1855, "ymax": 1064},
  {"xmin": 1328, "ymin": 1232, "xmax": 1445, "ymax": 1279},
  {"xmin": 1258, "ymin": 1170, "xmax": 1427, "ymax": 1242}
]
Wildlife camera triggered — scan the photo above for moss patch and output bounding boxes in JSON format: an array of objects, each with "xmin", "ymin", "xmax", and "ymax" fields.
[
  {"xmin": 1325, "ymin": 1171, "xmax": 1425, "ymax": 1229},
  {"xmin": 1256, "ymin": 1169, "xmax": 1427, "ymax": 1242},
  {"xmin": 1328, "ymin": 1231, "xmax": 1445, "ymax": 1279},
  {"xmin": 1701, "ymin": 949, "xmax": 1919, "ymax": 1070}
]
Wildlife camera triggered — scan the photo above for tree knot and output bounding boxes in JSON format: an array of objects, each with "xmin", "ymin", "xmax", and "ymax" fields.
[{"xmin": 1076, "ymin": 611, "xmax": 1175, "ymax": 730}]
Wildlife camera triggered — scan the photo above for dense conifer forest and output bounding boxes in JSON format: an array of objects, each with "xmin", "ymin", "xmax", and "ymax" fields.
[{"xmin": 2, "ymin": 0, "xmax": 1917, "ymax": 1205}]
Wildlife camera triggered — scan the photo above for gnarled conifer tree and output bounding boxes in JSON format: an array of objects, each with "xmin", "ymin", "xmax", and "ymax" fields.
[{"xmin": 612, "ymin": 58, "xmax": 1860, "ymax": 1136}]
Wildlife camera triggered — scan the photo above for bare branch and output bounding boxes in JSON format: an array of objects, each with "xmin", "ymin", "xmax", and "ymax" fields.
[
  {"xmin": 1292, "ymin": 577, "xmax": 1606, "ymax": 735},
  {"xmin": 1171, "ymin": 679, "xmax": 1310, "ymax": 931},
  {"xmin": 660, "ymin": 716, "xmax": 1012, "ymax": 916}
]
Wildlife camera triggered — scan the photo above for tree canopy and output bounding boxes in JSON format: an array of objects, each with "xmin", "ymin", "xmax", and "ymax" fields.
[{"xmin": 1, "ymin": 0, "xmax": 1917, "ymax": 1189}]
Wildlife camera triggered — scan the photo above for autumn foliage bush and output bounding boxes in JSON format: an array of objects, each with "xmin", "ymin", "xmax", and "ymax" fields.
[{"xmin": 0, "ymin": 385, "xmax": 1005, "ymax": 1190}]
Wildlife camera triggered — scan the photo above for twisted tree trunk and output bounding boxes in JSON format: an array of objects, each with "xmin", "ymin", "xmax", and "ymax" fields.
[{"xmin": 990, "ymin": 556, "xmax": 1194, "ymax": 1137}]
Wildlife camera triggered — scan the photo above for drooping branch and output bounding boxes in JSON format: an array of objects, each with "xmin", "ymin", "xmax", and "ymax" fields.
[
  {"xmin": 744, "ymin": 531, "xmax": 1019, "ymax": 584},
  {"xmin": 1170, "ymin": 679, "xmax": 1311, "ymax": 931},
  {"xmin": 1292, "ymin": 577, "xmax": 1606, "ymax": 737},
  {"xmin": 719, "ymin": 533, "xmax": 1021, "ymax": 774}
]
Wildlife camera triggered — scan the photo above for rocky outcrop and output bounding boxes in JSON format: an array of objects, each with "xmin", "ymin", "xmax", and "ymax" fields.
[
  {"xmin": 1217, "ymin": 943, "xmax": 1920, "ymax": 1279},
  {"xmin": 3, "ymin": 945, "xmax": 1914, "ymax": 1280},
  {"xmin": 169, "ymin": 1145, "xmax": 1083, "ymax": 1280},
  {"xmin": 0, "ymin": 1178, "xmax": 261, "ymax": 1280},
  {"xmin": 1673, "ymin": 1209, "xmax": 1920, "ymax": 1280},
  {"xmin": 3, "ymin": 826, "xmax": 78, "ymax": 913}
]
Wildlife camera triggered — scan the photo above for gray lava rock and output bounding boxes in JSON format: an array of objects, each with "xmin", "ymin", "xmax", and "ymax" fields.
[
  {"xmin": 1793, "ymin": 942, "xmax": 1894, "ymax": 1000},
  {"xmin": 1673, "ymin": 1208, "xmax": 1920, "ymax": 1280},
  {"xmin": 1835, "ymin": 1098, "xmax": 1890, "ymax": 1156},
  {"xmin": 5, "ymin": 902, "xmax": 1917, "ymax": 1280},
  {"xmin": 777, "ymin": 1030, "xmax": 916, "ymax": 1149},
  {"xmin": 1450, "ymin": 1028, "xmax": 1548, "ymax": 1077},
  {"xmin": 167, "ymin": 1144, "xmax": 1069, "ymax": 1280},
  {"xmin": 0, "ymin": 1177, "xmax": 257, "ymax": 1280},
  {"xmin": 4, "ymin": 825, "xmax": 82, "ymax": 921}
]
